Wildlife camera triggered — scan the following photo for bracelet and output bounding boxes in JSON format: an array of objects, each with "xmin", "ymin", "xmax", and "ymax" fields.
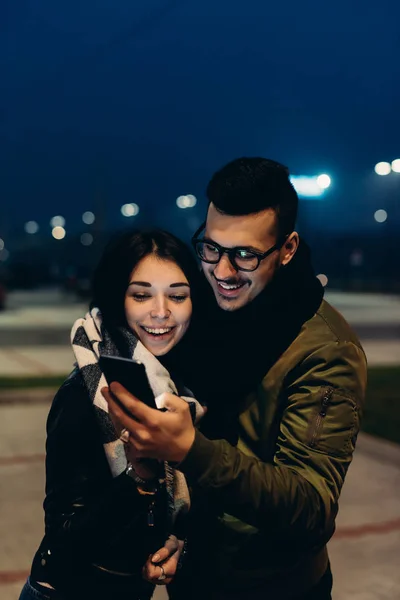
[
  {"xmin": 126, "ymin": 462, "xmax": 147, "ymax": 485},
  {"xmin": 126, "ymin": 462, "xmax": 158, "ymax": 494}
]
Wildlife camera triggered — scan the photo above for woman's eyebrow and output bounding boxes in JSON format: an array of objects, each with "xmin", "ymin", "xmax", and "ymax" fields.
[
  {"xmin": 128, "ymin": 281, "xmax": 151, "ymax": 287},
  {"xmin": 127, "ymin": 281, "xmax": 189, "ymax": 288}
]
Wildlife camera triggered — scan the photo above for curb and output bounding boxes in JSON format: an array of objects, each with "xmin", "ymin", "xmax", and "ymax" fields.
[
  {"xmin": 0, "ymin": 387, "xmax": 57, "ymax": 405},
  {"xmin": 356, "ymin": 431, "xmax": 400, "ymax": 466}
]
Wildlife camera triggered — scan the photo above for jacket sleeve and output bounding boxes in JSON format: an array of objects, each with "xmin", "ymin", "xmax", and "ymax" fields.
[
  {"xmin": 178, "ymin": 340, "xmax": 367, "ymax": 543},
  {"xmin": 43, "ymin": 373, "xmax": 154, "ymax": 553}
]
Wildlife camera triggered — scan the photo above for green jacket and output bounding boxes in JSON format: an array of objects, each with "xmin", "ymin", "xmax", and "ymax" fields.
[{"xmin": 180, "ymin": 299, "xmax": 367, "ymax": 598}]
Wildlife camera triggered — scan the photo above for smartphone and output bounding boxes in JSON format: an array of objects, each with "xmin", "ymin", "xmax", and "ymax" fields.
[{"xmin": 99, "ymin": 355, "xmax": 157, "ymax": 410}]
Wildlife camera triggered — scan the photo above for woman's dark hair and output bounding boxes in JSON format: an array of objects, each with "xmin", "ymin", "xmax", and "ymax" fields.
[{"xmin": 91, "ymin": 229, "xmax": 199, "ymax": 330}]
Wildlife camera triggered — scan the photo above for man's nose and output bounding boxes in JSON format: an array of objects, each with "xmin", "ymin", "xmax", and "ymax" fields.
[{"xmin": 213, "ymin": 253, "xmax": 238, "ymax": 280}]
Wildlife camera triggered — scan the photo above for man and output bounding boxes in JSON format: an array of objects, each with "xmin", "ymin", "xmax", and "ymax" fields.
[{"xmin": 103, "ymin": 157, "xmax": 367, "ymax": 599}]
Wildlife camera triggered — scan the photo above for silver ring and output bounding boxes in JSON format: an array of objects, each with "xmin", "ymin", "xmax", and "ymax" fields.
[
  {"xmin": 157, "ymin": 565, "xmax": 166, "ymax": 581},
  {"xmin": 119, "ymin": 428, "xmax": 130, "ymax": 444}
]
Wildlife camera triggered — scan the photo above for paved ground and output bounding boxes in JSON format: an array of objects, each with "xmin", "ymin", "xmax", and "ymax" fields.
[{"xmin": 0, "ymin": 400, "xmax": 399, "ymax": 600}]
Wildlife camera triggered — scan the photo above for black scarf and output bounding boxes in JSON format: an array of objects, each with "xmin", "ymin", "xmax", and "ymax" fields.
[{"xmin": 163, "ymin": 239, "xmax": 324, "ymax": 445}]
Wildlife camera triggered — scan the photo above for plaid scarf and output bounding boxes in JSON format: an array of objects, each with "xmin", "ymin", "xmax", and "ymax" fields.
[{"xmin": 71, "ymin": 307, "xmax": 205, "ymax": 525}]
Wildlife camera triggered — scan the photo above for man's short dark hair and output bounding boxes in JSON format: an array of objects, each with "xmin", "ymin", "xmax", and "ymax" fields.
[{"xmin": 206, "ymin": 157, "xmax": 298, "ymax": 238}]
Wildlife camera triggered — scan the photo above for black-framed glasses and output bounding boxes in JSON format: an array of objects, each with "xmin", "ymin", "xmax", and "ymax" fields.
[{"xmin": 191, "ymin": 222, "xmax": 285, "ymax": 273}]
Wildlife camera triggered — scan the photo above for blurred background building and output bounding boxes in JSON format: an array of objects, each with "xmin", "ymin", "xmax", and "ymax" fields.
[{"xmin": 1, "ymin": 0, "xmax": 399, "ymax": 297}]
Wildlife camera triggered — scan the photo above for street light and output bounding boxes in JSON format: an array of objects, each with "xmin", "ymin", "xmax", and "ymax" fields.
[
  {"xmin": 290, "ymin": 175, "xmax": 331, "ymax": 198},
  {"xmin": 52, "ymin": 226, "xmax": 66, "ymax": 239},
  {"xmin": 374, "ymin": 162, "xmax": 391, "ymax": 176},
  {"xmin": 121, "ymin": 203, "xmax": 140, "ymax": 217},
  {"xmin": 316, "ymin": 273, "xmax": 329, "ymax": 287},
  {"xmin": 391, "ymin": 159, "xmax": 400, "ymax": 173},
  {"xmin": 0, "ymin": 248, "xmax": 10, "ymax": 262},
  {"xmin": 374, "ymin": 209, "xmax": 388, "ymax": 223},
  {"xmin": 316, "ymin": 174, "xmax": 331, "ymax": 190},
  {"xmin": 176, "ymin": 194, "xmax": 197, "ymax": 209},
  {"xmin": 82, "ymin": 211, "xmax": 95, "ymax": 225},
  {"xmin": 25, "ymin": 221, "xmax": 39, "ymax": 234},
  {"xmin": 81, "ymin": 233, "xmax": 93, "ymax": 246},
  {"xmin": 50, "ymin": 215, "xmax": 66, "ymax": 228}
]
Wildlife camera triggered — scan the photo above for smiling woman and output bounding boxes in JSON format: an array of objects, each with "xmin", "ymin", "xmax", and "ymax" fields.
[
  {"xmin": 19, "ymin": 229, "xmax": 203, "ymax": 600},
  {"xmin": 91, "ymin": 230, "xmax": 199, "ymax": 339}
]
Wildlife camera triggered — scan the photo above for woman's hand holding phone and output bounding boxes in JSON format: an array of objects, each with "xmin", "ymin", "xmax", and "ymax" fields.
[{"xmin": 142, "ymin": 535, "xmax": 185, "ymax": 586}]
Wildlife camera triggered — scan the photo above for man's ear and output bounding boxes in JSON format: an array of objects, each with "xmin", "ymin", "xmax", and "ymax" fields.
[{"xmin": 280, "ymin": 232, "xmax": 299, "ymax": 266}]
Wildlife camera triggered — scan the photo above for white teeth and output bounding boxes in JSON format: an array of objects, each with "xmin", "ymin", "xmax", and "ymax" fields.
[
  {"xmin": 143, "ymin": 327, "xmax": 172, "ymax": 335},
  {"xmin": 219, "ymin": 282, "xmax": 242, "ymax": 290}
]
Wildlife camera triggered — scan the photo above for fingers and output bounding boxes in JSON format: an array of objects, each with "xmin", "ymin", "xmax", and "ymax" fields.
[
  {"xmin": 143, "ymin": 562, "xmax": 173, "ymax": 586},
  {"xmin": 101, "ymin": 386, "xmax": 134, "ymax": 423},
  {"xmin": 151, "ymin": 535, "xmax": 179, "ymax": 564},
  {"xmin": 101, "ymin": 390, "xmax": 158, "ymax": 431},
  {"xmin": 142, "ymin": 535, "xmax": 181, "ymax": 585},
  {"xmin": 143, "ymin": 553, "xmax": 179, "ymax": 585},
  {"xmin": 159, "ymin": 392, "xmax": 189, "ymax": 413},
  {"xmin": 107, "ymin": 402, "xmax": 123, "ymax": 436},
  {"xmin": 102, "ymin": 383, "xmax": 159, "ymax": 426},
  {"xmin": 101, "ymin": 388, "xmax": 155, "ymax": 458}
]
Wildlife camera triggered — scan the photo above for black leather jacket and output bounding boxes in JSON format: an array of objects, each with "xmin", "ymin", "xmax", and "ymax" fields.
[{"xmin": 30, "ymin": 371, "xmax": 167, "ymax": 600}]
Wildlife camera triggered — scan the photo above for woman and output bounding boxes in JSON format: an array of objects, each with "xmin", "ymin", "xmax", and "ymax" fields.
[{"xmin": 19, "ymin": 229, "xmax": 203, "ymax": 600}]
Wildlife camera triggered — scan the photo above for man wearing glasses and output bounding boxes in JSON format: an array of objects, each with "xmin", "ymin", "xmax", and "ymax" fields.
[{"xmin": 105, "ymin": 158, "xmax": 367, "ymax": 599}]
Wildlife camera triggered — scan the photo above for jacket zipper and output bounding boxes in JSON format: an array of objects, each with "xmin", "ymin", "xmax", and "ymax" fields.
[
  {"xmin": 309, "ymin": 387, "xmax": 333, "ymax": 448},
  {"xmin": 147, "ymin": 500, "xmax": 155, "ymax": 527}
]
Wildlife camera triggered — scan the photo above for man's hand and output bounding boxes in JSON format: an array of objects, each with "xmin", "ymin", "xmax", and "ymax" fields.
[
  {"xmin": 106, "ymin": 393, "xmax": 159, "ymax": 480},
  {"xmin": 143, "ymin": 535, "xmax": 184, "ymax": 586},
  {"xmin": 101, "ymin": 382, "xmax": 196, "ymax": 463}
]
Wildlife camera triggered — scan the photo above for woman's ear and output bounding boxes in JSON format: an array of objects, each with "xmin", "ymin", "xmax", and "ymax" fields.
[{"xmin": 280, "ymin": 232, "xmax": 299, "ymax": 266}]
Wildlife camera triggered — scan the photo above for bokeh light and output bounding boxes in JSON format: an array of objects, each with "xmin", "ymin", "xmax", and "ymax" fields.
[
  {"xmin": 316, "ymin": 273, "xmax": 329, "ymax": 287},
  {"xmin": 374, "ymin": 162, "xmax": 391, "ymax": 176},
  {"xmin": 25, "ymin": 221, "xmax": 39, "ymax": 234},
  {"xmin": 176, "ymin": 194, "xmax": 197, "ymax": 208},
  {"xmin": 317, "ymin": 174, "xmax": 331, "ymax": 189},
  {"xmin": 374, "ymin": 209, "xmax": 388, "ymax": 223},
  {"xmin": 81, "ymin": 233, "xmax": 94, "ymax": 246},
  {"xmin": 121, "ymin": 203, "xmax": 140, "ymax": 217},
  {"xmin": 50, "ymin": 215, "xmax": 65, "ymax": 228},
  {"xmin": 82, "ymin": 211, "xmax": 95, "ymax": 225},
  {"xmin": 52, "ymin": 226, "xmax": 66, "ymax": 239},
  {"xmin": 290, "ymin": 176, "xmax": 324, "ymax": 198},
  {"xmin": 0, "ymin": 248, "xmax": 10, "ymax": 262},
  {"xmin": 0, "ymin": 238, "xmax": 4, "ymax": 251},
  {"xmin": 391, "ymin": 159, "xmax": 400, "ymax": 173}
]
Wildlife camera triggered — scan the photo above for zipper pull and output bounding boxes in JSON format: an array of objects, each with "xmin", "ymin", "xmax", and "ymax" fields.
[
  {"xmin": 320, "ymin": 388, "xmax": 333, "ymax": 416},
  {"xmin": 147, "ymin": 502, "xmax": 155, "ymax": 527}
]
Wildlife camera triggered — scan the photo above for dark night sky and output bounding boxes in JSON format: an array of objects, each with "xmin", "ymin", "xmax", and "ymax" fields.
[{"xmin": 1, "ymin": 0, "xmax": 400, "ymax": 236}]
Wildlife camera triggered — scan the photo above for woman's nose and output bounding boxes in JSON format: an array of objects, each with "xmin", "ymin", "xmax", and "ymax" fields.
[{"xmin": 150, "ymin": 298, "xmax": 171, "ymax": 320}]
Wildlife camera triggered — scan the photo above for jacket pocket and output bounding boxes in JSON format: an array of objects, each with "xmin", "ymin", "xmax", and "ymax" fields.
[{"xmin": 307, "ymin": 387, "xmax": 359, "ymax": 456}]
